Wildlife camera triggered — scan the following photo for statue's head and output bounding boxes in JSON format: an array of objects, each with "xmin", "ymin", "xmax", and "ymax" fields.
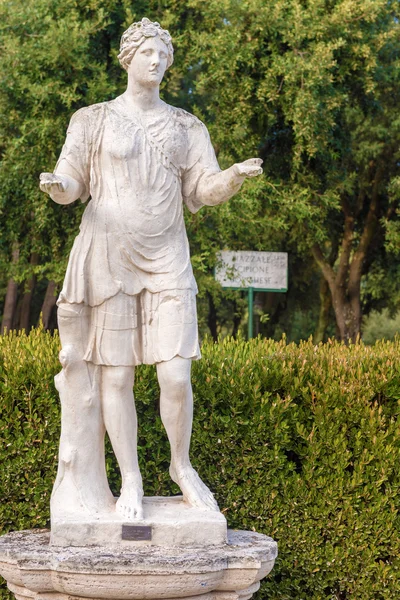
[{"xmin": 118, "ymin": 18, "xmax": 174, "ymax": 72}]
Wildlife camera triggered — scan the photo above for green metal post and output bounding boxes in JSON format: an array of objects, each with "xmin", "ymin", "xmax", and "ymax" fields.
[{"xmin": 248, "ymin": 287, "xmax": 254, "ymax": 340}]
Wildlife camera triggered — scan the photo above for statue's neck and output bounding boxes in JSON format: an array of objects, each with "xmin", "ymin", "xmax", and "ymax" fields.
[{"xmin": 123, "ymin": 80, "xmax": 163, "ymax": 113}]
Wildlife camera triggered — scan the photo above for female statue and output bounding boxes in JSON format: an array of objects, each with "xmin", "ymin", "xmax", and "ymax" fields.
[{"xmin": 40, "ymin": 18, "xmax": 262, "ymax": 523}]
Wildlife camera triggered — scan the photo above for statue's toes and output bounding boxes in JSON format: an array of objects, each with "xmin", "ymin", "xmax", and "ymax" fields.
[{"xmin": 134, "ymin": 505, "xmax": 144, "ymax": 520}]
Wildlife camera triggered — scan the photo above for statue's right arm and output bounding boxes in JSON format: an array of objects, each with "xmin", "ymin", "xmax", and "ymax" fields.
[
  {"xmin": 39, "ymin": 172, "xmax": 85, "ymax": 205},
  {"xmin": 40, "ymin": 108, "xmax": 91, "ymax": 205}
]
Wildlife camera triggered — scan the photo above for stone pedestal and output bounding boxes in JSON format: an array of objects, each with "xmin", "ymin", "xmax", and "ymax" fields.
[
  {"xmin": 0, "ymin": 529, "xmax": 277, "ymax": 600},
  {"xmin": 51, "ymin": 496, "xmax": 227, "ymax": 548}
]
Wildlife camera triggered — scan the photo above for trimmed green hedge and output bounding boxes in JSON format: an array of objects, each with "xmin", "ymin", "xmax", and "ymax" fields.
[{"xmin": 1, "ymin": 329, "xmax": 399, "ymax": 599}]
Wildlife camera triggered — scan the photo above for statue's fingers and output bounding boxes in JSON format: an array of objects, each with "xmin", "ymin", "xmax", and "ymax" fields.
[
  {"xmin": 247, "ymin": 167, "xmax": 263, "ymax": 177},
  {"xmin": 40, "ymin": 172, "xmax": 53, "ymax": 182},
  {"xmin": 40, "ymin": 179, "xmax": 53, "ymax": 189}
]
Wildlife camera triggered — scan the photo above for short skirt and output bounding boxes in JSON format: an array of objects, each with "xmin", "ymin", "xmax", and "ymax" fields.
[{"xmin": 58, "ymin": 289, "xmax": 201, "ymax": 367}]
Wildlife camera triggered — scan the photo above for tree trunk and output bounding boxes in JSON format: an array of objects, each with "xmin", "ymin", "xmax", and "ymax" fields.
[
  {"xmin": 41, "ymin": 280, "xmax": 58, "ymax": 330},
  {"xmin": 207, "ymin": 292, "xmax": 218, "ymax": 341},
  {"xmin": 312, "ymin": 168, "xmax": 382, "ymax": 343},
  {"xmin": 1, "ymin": 244, "xmax": 20, "ymax": 334},
  {"xmin": 313, "ymin": 249, "xmax": 363, "ymax": 344},
  {"xmin": 19, "ymin": 253, "xmax": 39, "ymax": 332},
  {"xmin": 313, "ymin": 277, "xmax": 332, "ymax": 343},
  {"xmin": 1, "ymin": 279, "xmax": 18, "ymax": 334},
  {"xmin": 331, "ymin": 287, "xmax": 361, "ymax": 344}
]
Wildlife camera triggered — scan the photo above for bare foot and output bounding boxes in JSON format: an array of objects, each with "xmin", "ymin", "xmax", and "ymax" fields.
[
  {"xmin": 116, "ymin": 472, "xmax": 144, "ymax": 520},
  {"xmin": 170, "ymin": 464, "xmax": 219, "ymax": 512}
]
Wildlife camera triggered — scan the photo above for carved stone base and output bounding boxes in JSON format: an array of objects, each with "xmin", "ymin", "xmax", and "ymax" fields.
[
  {"xmin": 0, "ymin": 529, "xmax": 277, "ymax": 600},
  {"xmin": 51, "ymin": 496, "xmax": 228, "ymax": 548}
]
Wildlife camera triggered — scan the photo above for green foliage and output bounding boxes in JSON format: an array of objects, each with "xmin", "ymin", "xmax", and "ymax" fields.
[
  {"xmin": 0, "ymin": 0, "xmax": 188, "ymax": 287},
  {"xmin": 177, "ymin": 0, "xmax": 400, "ymax": 338},
  {"xmin": 4, "ymin": 0, "xmax": 400, "ymax": 342},
  {"xmin": 363, "ymin": 309, "xmax": 400, "ymax": 344},
  {"xmin": 1, "ymin": 0, "xmax": 399, "ymax": 339},
  {"xmin": 1, "ymin": 329, "xmax": 400, "ymax": 599},
  {"xmin": 0, "ymin": 0, "xmax": 112, "ymax": 285}
]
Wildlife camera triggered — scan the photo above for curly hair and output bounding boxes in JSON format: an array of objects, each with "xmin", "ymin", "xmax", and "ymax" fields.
[{"xmin": 118, "ymin": 17, "xmax": 174, "ymax": 71}]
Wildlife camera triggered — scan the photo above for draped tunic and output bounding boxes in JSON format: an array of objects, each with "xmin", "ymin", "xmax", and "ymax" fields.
[{"xmin": 55, "ymin": 97, "xmax": 221, "ymax": 308}]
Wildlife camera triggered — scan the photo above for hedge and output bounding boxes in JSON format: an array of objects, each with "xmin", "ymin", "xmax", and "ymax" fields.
[{"xmin": 1, "ymin": 328, "xmax": 399, "ymax": 599}]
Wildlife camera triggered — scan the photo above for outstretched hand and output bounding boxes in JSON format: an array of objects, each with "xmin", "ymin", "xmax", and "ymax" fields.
[
  {"xmin": 235, "ymin": 158, "xmax": 263, "ymax": 178},
  {"xmin": 39, "ymin": 172, "xmax": 67, "ymax": 195}
]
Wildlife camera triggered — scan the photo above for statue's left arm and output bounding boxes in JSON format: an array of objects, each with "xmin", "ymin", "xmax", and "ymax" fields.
[
  {"xmin": 182, "ymin": 121, "xmax": 262, "ymax": 213},
  {"xmin": 194, "ymin": 158, "xmax": 263, "ymax": 206}
]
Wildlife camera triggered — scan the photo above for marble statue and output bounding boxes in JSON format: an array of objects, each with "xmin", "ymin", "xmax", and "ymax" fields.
[{"xmin": 40, "ymin": 18, "xmax": 263, "ymax": 526}]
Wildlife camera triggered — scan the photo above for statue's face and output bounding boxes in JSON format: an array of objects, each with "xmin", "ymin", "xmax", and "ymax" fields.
[{"xmin": 127, "ymin": 36, "xmax": 169, "ymax": 87}]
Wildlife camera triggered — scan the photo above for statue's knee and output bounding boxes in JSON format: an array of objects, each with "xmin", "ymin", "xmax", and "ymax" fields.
[
  {"xmin": 102, "ymin": 366, "xmax": 134, "ymax": 394},
  {"xmin": 157, "ymin": 357, "xmax": 191, "ymax": 393},
  {"xmin": 161, "ymin": 374, "xmax": 191, "ymax": 399}
]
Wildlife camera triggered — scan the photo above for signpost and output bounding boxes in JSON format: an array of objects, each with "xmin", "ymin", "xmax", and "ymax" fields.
[{"xmin": 215, "ymin": 251, "xmax": 288, "ymax": 339}]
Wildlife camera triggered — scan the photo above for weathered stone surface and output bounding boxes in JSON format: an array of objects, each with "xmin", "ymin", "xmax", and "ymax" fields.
[
  {"xmin": 39, "ymin": 17, "xmax": 264, "ymax": 527},
  {"xmin": 0, "ymin": 529, "xmax": 277, "ymax": 600},
  {"xmin": 51, "ymin": 496, "xmax": 227, "ymax": 548}
]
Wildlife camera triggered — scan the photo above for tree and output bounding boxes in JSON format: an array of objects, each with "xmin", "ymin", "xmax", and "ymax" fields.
[
  {"xmin": 0, "ymin": 0, "xmax": 307, "ymax": 338},
  {"xmin": 0, "ymin": 0, "xmax": 117, "ymax": 328},
  {"xmin": 0, "ymin": 0, "xmax": 180, "ymax": 330},
  {"xmin": 174, "ymin": 0, "xmax": 400, "ymax": 342},
  {"xmin": 1, "ymin": 0, "xmax": 399, "ymax": 341}
]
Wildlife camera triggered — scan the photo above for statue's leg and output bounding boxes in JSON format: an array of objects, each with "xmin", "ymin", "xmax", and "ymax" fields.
[
  {"xmin": 156, "ymin": 356, "xmax": 219, "ymax": 512},
  {"xmin": 52, "ymin": 303, "xmax": 115, "ymax": 519},
  {"xmin": 100, "ymin": 365, "xmax": 144, "ymax": 520}
]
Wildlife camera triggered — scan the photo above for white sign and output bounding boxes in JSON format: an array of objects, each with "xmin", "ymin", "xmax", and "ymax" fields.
[{"xmin": 215, "ymin": 251, "xmax": 288, "ymax": 291}]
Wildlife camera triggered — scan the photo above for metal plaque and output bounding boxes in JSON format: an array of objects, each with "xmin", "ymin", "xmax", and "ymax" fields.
[{"xmin": 122, "ymin": 525, "xmax": 152, "ymax": 541}]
